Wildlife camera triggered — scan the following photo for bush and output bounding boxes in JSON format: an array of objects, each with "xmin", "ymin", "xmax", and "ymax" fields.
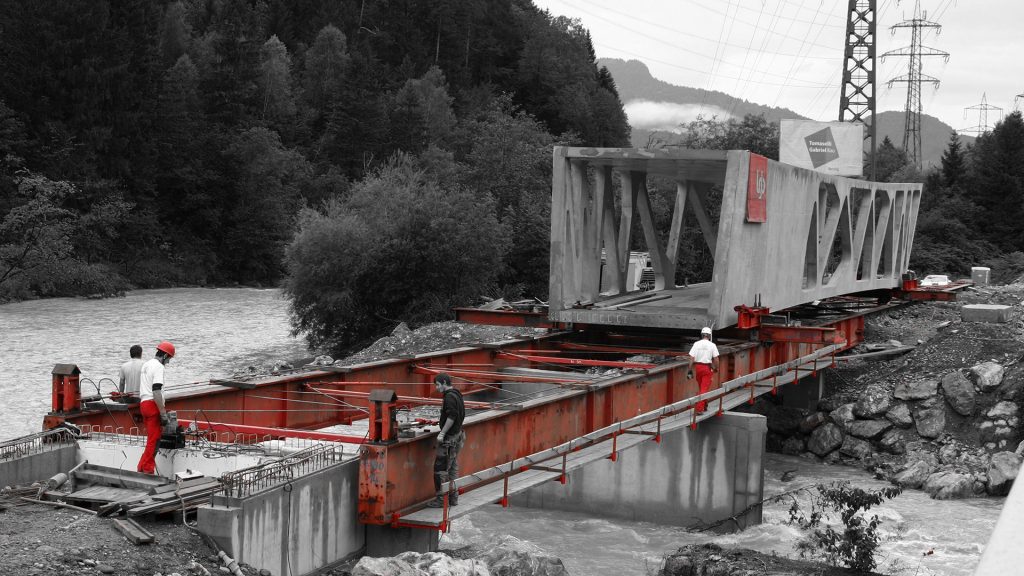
[
  {"xmin": 284, "ymin": 153, "xmax": 510, "ymax": 353},
  {"xmin": 787, "ymin": 481, "xmax": 902, "ymax": 572}
]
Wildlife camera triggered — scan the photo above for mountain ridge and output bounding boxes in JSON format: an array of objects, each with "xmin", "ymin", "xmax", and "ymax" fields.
[{"xmin": 600, "ymin": 57, "xmax": 968, "ymax": 168}]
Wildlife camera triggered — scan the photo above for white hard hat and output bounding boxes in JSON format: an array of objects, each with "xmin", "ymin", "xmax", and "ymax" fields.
[{"xmin": 701, "ymin": 327, "xmax": 712, "ymax": 335}]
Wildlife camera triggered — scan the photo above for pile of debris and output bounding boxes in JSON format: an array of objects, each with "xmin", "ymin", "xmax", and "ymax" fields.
[{"xmin": 3, "ymin": 463, "xmax": 222, "ymax": 544}]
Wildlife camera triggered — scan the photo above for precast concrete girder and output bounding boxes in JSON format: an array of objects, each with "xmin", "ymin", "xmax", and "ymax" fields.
[{"xmin": 548, "ymin": 147, "xmax": 922, "ymax": 331}]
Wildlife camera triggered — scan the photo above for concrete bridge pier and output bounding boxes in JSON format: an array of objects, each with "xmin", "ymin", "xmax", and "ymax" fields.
[{"xmin": 511, "ymin": 412, "xmax": 767, "ymax": 531}]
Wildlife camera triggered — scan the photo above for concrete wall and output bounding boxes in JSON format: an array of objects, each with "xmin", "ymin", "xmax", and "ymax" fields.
[
  {"xmin": 512, "ymin": 412, "xmax": 766, "ymax": 531},
  {"xmin": 974, "ymin": 461, "xmax": 1024, "ymax": 575},
  {"xmin": 199, "ymin": 458, "xmax": 364, "ymax": 576},
  {"xmin": 0, "ymin": 444, "xmax": 77, "ymax": 487}
]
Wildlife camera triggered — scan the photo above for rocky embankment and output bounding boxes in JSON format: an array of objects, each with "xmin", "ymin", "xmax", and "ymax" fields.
[{"xmin": 748, "ymin": 286, "xmax": 1024, "ymax": 499}]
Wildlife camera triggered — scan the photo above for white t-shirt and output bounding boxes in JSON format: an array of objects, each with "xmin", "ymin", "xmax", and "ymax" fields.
[
  {"xmin": 118, "ymin": 358, "xmax": 145, "ymax": 395},
  {"xmin": 139, "ymin": 358, "xmax": 165, "ymax": 402},
  {"xmin": 689, "ymin": 339, "xmax": 720, "ymax": 364}
]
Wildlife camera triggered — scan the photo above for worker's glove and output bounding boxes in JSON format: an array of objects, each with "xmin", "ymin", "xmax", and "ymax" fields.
[
  {"xmin": 159, "ymin": 414, "xmax": 169, "ymax": 426},
  {"xmin": 438, "ymin": 433, "xmax": 446, "ymax": 445}
]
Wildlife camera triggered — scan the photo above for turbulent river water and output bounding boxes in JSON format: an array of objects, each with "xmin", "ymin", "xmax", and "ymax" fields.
[{"xmin": 0, "ymin": 288, "xmax": 1002, "ymax": 575}]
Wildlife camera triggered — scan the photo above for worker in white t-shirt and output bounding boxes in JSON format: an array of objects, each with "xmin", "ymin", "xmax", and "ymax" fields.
[
  {"xmin": 688, "ymin": 327, "xmax": 720, "ymax": 413},
  {"xmin": 117, "ymin": 344, "xmax": 145, "ymax": 400},
  {"xmin": 137, "ymin": 341, "xmax": 175, "ymax": 475}
]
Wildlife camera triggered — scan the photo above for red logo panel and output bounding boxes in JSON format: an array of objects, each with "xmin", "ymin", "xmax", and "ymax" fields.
[{"xmin": 747, "ymin": 154, "xmax": 768, "ymax": 223}]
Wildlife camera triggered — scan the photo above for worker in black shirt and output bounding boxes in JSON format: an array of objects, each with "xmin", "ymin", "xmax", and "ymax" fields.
[{"xmin": 427, "ymin": 373, "xmax": 466, "ymax": 508}]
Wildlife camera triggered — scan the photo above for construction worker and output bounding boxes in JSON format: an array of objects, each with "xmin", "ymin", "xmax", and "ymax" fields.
[
  {"xmin": 689, "ymin": 327, "xmax": 719, "ymax": 413},
  {"xmin": 427, "ymin": 373, "xmax": 465, "ymax": 508},
  {"xmin": 116, "ymin": 344, "xmax": 145, "ymax": 401},
  {"xmin": 137, "ymin": 341, "xmax": 174, "ymax": 475}
]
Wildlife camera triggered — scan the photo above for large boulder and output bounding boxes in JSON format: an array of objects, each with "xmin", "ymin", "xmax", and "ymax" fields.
[
  {"xmin": 885, "ymin": 402, "xmax": 914, "ymax": 428},
  {"xmin": 913, "ymin": 400, "xmax": 947, "ymax": 439},
  {"xmin": 923, "ymin": 471, "xmax": 975, "ymax": 500},
  {"xmin": 353, "ymin": 557, "xmax": 428, "ymax": 576},
  {"xmin": 878, "ymin": 429, "xmax": 906, "ymax": 454},
  {"xmin": 893, "ymin": 379, "xmax": 939, "ymax": 401},
  {"xmin": 969, "ymin": 362, "xmax": 1005, "ymax": 393},
  {"xmin": 846, "ymin": 419, "xmax": 892, "ymax": 440},
  {"xmin": 807, "ymin": 422, "xmax": 844, "ymax": 456},
  {"xmin": 799, "ymin": 412, "xmax": 827, "ymax": 434},
  {"xmin": 839, "ymin": 436, "xmax": 875, "ymax": 459},
  {"xmin": 940, "ymin": 371, "xmax": 976, "ymax": 416},
  {"xmin": 893, "ymin": 460, "xmax": 934, "ymax": 488},
  {"xmin": 829, "ymin": 403, "xmax": 857, "ymax": 428},
  {"xmin": 474, "ymin": 535, "xmax": 569, "ymax": 576},
  {"xmin": 986, "ymin": 452, "xmax": 1023, "ymax": 496},
  {"xmin": 1000, "ymin": 376, "xmax": 1024, "ymax": 402},
  {"xmin": 987, "ymin": 401, "xmax": 1021, "ymax": 427},
  {"xmin": 854, "ymin": 387, "xmax": 893, "ymax": 418}
]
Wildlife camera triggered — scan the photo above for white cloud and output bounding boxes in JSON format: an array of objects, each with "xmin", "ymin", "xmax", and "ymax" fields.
[{"xmin": 624, "ymin": 100, "xmax": 733, "ymax": 132}]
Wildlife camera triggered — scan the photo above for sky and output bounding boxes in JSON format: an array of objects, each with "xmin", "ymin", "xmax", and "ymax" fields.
[{"xmin": 533, "ymin": 0, "xmax": 1024, "ymax": 134}]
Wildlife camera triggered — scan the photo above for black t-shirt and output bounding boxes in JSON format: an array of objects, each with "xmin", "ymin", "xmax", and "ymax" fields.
[{"xmin": 439, "ymin": 388, "xmax": 465, "ymax": 435}]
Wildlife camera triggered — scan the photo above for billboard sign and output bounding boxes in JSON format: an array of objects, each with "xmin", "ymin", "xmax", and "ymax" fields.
[{"xmin": 779, "ymin": 120, "xmax": 863, "ymax": 177}]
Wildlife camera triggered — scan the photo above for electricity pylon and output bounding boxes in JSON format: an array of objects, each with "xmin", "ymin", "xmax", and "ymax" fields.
[
  {"xmin": 961, "ymin": 93, "xmax": 1002, "ymax": 136},
  {"xmin": 881, "ymin": 0, "xmax": 949, "ymax": 169},
  {"xmin": 839, "ymin": 0, "xmax": 877, "ymax": 180}
]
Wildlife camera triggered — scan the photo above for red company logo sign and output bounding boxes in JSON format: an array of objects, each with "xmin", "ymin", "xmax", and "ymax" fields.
[{"xmin": 747, "ymin": 154, "xmax": 768, "ymax": 223}]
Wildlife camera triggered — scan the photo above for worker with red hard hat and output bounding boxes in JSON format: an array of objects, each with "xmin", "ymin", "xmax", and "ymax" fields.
[{"xmin": 137, "ymin": 341, "xmax": 175, "ymax": 475}]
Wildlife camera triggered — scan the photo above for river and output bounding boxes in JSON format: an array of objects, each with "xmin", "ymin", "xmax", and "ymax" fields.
[{"xmin": 0, "ymin": 288, "xmax": 1001, "ymax": 575}]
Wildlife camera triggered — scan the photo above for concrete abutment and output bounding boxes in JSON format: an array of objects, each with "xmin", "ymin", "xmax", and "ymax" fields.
[{"xmin": 512, "ymin": 412, "xmax": 767, "ymax": 531}]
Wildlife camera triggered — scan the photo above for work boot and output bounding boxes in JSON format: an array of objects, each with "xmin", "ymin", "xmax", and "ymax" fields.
[
  {"xmin": 425, "ymin": 498, "xmax": 445, "ymax": 508},
  {"xmin": 449, "ymin": 495, "xmax": 458, "ymax": 506}
]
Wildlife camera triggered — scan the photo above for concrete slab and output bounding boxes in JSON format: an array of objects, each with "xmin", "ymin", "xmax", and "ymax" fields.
[{"xmin": 962, "ymin": 304, "xmax": 1012, "ymax": 323}]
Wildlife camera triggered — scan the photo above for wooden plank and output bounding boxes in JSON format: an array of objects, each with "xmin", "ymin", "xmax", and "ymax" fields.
[
  {"xmin": 74, "ymin": 465, "xmax": 169, "ymax": 490},
  {"xmin": 150, "ymin": 483, "xmax": 221, "ymax": 502},
  {"xmin": 148, "ymin": 476, "xmax": 212, "ymax": 495},
  {"xmin": 112, "ymin": 518, "xmax": 154, "ymax": 545},
  {"xmin": 66, "ymin": 486, "xmax": 149, "ymax": 503}
]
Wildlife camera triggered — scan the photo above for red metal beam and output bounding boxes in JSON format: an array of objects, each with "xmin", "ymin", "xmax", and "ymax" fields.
[
  {"xmin": 495, "ymin": 352, "xmax": 657, "ymax": 369},
  {"xmin": 306, "ymin": 388, "xmax": 493, "ymax": 410},
  {"xmin": 178, "ymin": 419, "xmax": 367, "ymax": 444},
  {"xmin": 758, "ymin": 325, "xmax": 839, "ymax": 345},
  {"xmin": 453, "ymin": 307, "xmax": 556, "ymax": 328}
]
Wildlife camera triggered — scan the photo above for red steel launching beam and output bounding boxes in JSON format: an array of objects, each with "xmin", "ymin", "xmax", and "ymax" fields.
[{"xmin": 178, "ymin": 419, "xmax": 367, "ymax": 444}]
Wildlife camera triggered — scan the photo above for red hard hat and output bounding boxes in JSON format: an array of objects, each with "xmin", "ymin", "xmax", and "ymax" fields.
[{"xmin": 156, "ymin": 341, "xmax": 176, "ymax": 358}]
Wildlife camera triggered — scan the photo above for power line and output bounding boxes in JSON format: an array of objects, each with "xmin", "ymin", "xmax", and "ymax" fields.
[
  {"xmin": 880, "ymin": 0, "xmax": 949, "ymax": 169},
  {"xmin": 685, "ymin": 0, "xmax": 845, "ymax": 30},
  {"xmin": 961, "ymin": 93, "xmax": 1002, "ymax": 135}
]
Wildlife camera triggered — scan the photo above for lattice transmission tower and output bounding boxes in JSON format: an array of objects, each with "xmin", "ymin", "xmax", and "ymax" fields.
[
  {"xmin": 961, "ymin": 93, "xmax": 1002, "ymax": 136},
  {"xmin": 1016, "ymin": 91, "xmax": 1024, "ymax": 111},
  {"xmin": 881, "ymin": 0, "xmax": 949, "ymax": 168},
  {"xmin": 839, "ymin": 0, "xmax": 877, "ymax": 180}
]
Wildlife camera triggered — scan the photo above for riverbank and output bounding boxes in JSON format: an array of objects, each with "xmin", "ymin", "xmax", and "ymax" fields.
[{"xmin": 744, "ymin": 284, "xmax": 1024, "ymax": 500}]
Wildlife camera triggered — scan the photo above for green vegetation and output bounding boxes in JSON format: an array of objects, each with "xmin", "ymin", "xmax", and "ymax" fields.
[
  {"xmin": 788, "ymin": 481, "xmax": 903, "ymax": 572},
  {"xmin": 0, "ymin": 0, "xmax": 628, "ymax": 311}
]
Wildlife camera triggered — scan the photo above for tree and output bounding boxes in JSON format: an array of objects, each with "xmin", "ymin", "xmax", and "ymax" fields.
[
  {"xmin": 971, "ymin": 111, "xmax": 1024, "ymax": 251},
  {"xmin": 867, "ymin": 136, "xmax": 910, "ymax": 182},
  {"xmin": 284, "ymin": 153, "xmax": 509, "ymax": 352},
  {"xmin": 258, "ymin": 35, "xmax": 297, "ymax": 129},
  {"xmin": 219, "ymin": 127, "xmax": 312, "ymax": 284},
  {"xmin": 940, "ymin": 131, "xmax": 966, "ymax": 188},
  {"xmin": 0, "ymin": 174, "xmax": 76, "ymax": 293}
]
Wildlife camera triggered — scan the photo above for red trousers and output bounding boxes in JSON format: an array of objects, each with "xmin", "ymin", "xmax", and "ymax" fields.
[
  {"xmin": 138, "ymin": 400, "xmax": 161, "ymax": 474},
  {"xmin": 695, "ymin": 363, "xmax": 714, "ymax": 412}
]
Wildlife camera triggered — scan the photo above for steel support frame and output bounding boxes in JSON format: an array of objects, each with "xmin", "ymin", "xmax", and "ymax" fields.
[
  {"xmin": 43, "ymin": 334, "xmax": 571, "ymax": 433},
  {"xmin": 358, "ymin": 318, "xmax": 862, "ymax": 525}
]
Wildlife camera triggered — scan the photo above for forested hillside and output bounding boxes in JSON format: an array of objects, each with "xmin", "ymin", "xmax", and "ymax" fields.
[{"xmin": 0, "ymin": 0, "xmax": 628, "ymax": 313}]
